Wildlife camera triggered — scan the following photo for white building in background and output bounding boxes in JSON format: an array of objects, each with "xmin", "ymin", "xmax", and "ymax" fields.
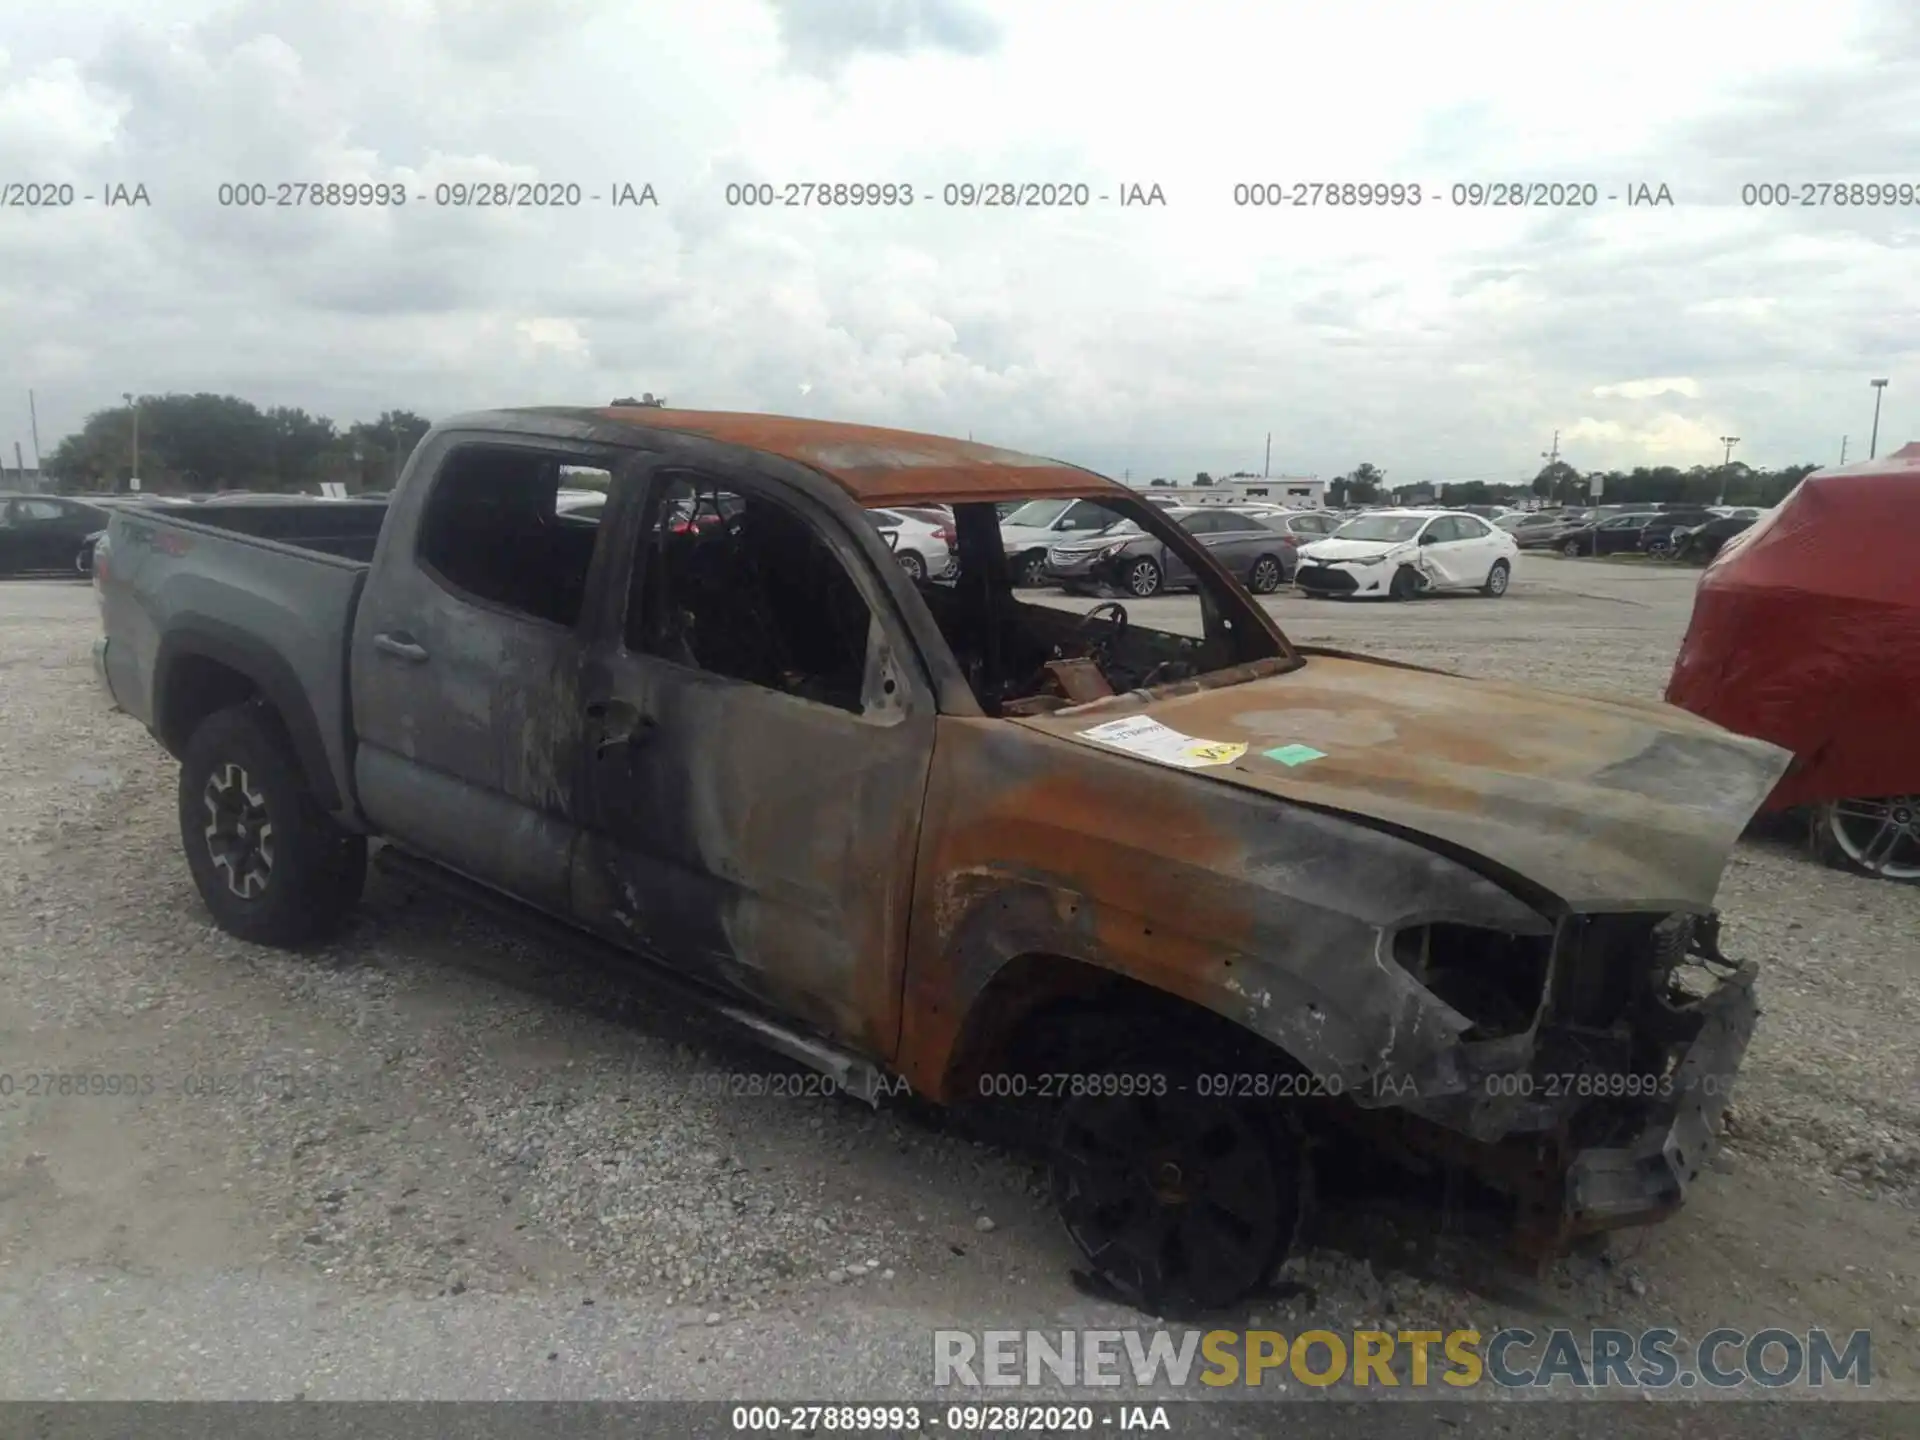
[{"xmin": 1180, "ymin": 476, "xmax": 1326, "ymax": 509}]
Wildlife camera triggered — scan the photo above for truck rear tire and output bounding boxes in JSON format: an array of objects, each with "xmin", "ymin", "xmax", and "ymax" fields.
[{"xmin": 178, "ymin": 703, "xmax": 366, "ymax": 947}]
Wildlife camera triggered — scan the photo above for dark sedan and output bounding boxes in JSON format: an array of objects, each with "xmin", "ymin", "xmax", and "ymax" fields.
[
  {"xmin": 1637, "ymin": 509, "xmax": 1718, "ymax": 555},
  {"xmin": 1556, "ymin": 510, "xmax": 1661, "ymax": 557},
  {"xmin": 1509, "ymin": 511, "xmax": 1587, "ymax": 549},
  {"xmin": 1042, "ymin": 506, "xmax": 1300, "ymax": 596},
  {"xmin": 0, "ymin": 493, "xmax": 116, "ymax": 576},
  {"xmin": 1675, "ymin": 514, "xmax": 1758, "ymax": 563}
]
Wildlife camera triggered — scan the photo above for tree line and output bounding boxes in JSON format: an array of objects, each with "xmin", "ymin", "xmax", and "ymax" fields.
[
  {"xmin": 43, "ymin": 394, "xmax": 432, "ymax": 494},
  {"xmin": 1324, "ymin": 459, "xmax": 1820, "ymax": 509},
  {"xmin": 42, "ymin": 394, "xmax": 1826, "ymax": 511}
]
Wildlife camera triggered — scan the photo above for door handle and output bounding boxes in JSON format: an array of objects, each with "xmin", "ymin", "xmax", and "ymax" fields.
[
  {"xmin": 595, "ymin": 720, "xmax": 657, "ymax": 757},
  {"xmin": 373, "ymin": 632, "xmax": 429, "ymax": 663},
  {"xmin": 586, "ymin": 700, "xmax": 656, "ymax": 756}
]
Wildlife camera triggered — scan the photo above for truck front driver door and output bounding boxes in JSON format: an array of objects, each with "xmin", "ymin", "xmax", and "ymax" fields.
[{"xmin": 570, "ymin": 466, "xmax": 938, "ymax": 1059}]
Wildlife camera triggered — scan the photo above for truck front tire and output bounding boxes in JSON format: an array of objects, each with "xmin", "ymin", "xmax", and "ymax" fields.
[
  {"xmin": 178, "ymin": 704, "xmax": 365, "ymax": 946},
  {"xmin": 1045, "ymin": 1016, "xmax": 1306, "ymax": 1314}
]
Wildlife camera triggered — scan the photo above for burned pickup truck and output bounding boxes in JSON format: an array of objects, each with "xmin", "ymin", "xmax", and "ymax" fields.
[{"xmin": 93, "ymin": 407, "xmax": 1788, "ymax": 1311}]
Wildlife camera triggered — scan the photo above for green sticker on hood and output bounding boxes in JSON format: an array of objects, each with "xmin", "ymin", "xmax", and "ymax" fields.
[{"xmin": 1263, "ymin": 744, "xmax": 1327, "ymax": 766}]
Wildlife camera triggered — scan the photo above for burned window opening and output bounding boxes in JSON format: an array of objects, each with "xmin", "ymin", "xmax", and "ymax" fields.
[
  {"xmin": 626, "ymin": 475, "xmax": 874, "ymax": 715},
  {"xmin": 416, "ymin": 446, "xmax": 607, "ymax": 628},
  {"xmin": 1393, "ymin": 923, "xmax": 1551, "ymax": 1040},
  {"xmin": 916, "ymin": 498, "xmax": 1287, "ymax": 717}
]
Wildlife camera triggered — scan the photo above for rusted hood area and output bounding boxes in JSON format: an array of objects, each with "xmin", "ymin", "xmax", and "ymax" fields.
[{"xmin": 1014, "ymin": 655, "xmax": 1792, "ymax": 914}]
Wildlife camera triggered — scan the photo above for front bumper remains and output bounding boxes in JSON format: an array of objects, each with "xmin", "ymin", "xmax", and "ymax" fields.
[
  {"xmin": 1344, "ymin": 926, "xmax": 1760, "ymax": 1261},
  {"xmin": 1563, "ymin": 958, "xmax": 1758, "ymax": 1232}
]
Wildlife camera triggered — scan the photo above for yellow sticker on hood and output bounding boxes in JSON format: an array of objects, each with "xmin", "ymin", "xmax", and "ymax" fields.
[{"xmin": 1077, "ymin": 716, "xmax": 1248, "ymax": 769}]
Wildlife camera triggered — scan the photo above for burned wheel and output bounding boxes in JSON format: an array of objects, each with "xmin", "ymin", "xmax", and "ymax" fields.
[
  {"xmin": 1813, "ymin": 796, "xmax": 1920, "ymax": 882},
  {"xmin": 1051, "ymin": 1066, "xmax": 1303, "ymax": 1314}
]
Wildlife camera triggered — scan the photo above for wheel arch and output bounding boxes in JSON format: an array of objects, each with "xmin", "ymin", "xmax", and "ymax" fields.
[
  {"xmin": 154, "ymin": 621, "xmax": 342, "ymax": 811},
  {"xmin": 903, "ymin": 877, "xmax": 1356, "ymax": 1105}
]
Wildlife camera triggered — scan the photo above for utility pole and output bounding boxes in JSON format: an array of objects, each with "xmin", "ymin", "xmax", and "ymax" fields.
[
  {"xmin": 1716, "ymin": 435, "xmax": 1740, "ymax": 505},
  {"xmin": 1264, "ymin": 432, "xmax": 1271, "ymax": 478},
  {"xmin": 1540, "ymin": 430, "xmax": 1561, "ymax": 503},
  {"xmin": 1869, "ymin": 379, "xmax": 1888, "ymax": 458},
  {"xmin": 13, "ymin": 441, "xmax": 24, "ymax": 491},
  {"xmin": 28, "ymin": 389, "xmax": 42, "ymax": 469},
  {"xmin": 123, "ymin": 392, "xmax": 140, "ymax": 491},
  {"xmin": 1839, "ymin": 435, "xmax": 1848, "ymax": 466}
]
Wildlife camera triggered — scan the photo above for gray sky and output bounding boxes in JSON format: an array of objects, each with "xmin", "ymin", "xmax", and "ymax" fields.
[{"xmin": 1, "ymin": 0, "xmax": 1914, "ymax": 485}]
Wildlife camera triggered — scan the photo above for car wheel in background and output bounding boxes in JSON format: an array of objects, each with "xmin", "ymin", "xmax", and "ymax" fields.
[
  {"xmin": 1812, "ymin": 797, "xmax": 1920, "ymax": 883},
  {"xmin": 1125, "ymin": 556, "xmax": 1163, "ymax": 597},
  {"xmin": 1388, "ymin": 567, "xmax": 1419, "ymax": 602},
  {"xmin": 1247, "ymin": 555, "xmax": 1284, "ymax": 594},
  {"xmin": 1481, "ymin": 559, "xmax": 1511, "ymax": 597},
  {"xmin": 1562, "ymin": 538, "xmax": 1584, "ymax": 558},
  {"xmin": 1014, "ymin": 550, "xmax": 1047, "ymax": 587},
  {"xmin": 178, "ymin": 703, "xmax": 368, "ymax": 946},
  {"xmin": 896, "ymin": 549, "xmax": 927, "ymax": 582}
]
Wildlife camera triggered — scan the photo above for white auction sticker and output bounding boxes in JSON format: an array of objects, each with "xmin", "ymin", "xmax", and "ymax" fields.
[{"xmin": 1077, "ymin": 715, "xmax": 1247, "ymax": 768}]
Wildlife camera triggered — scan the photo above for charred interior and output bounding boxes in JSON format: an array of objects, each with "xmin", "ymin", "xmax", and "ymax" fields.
[{"xmin": 890, "ymin": 497, "xmax": 1291, "ymax": 715}]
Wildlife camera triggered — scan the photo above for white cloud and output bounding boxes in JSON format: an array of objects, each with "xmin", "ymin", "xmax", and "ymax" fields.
[
  {"xmin": 1564, "ymin": 413, "xmax": 1731, "ymax": 461},
  {"xmin": 0, "ymin": 0, "xmax": 1914, "ymax": 481},
  {"xmin": 1593, "ymin": 379, "xmax": 1702, "ymax": 400}
]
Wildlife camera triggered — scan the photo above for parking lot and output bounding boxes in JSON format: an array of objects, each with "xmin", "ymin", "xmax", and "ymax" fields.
[{"xmin": 1, "ymin": 556, "xmax": 1915, "ymax": 1401}]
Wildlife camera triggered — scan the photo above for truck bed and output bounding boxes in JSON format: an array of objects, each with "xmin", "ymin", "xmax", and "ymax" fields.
[
  {"xmin": 155, "ymin": 498, "xmax": 389, "ymax": 561},
  {"xmin": 98, "ymin": 499, "xmax": 391, "ymax": 822}
]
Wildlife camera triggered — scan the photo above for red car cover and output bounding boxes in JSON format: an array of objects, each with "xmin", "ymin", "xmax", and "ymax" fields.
[{"xmin": 1666, "ymin": 441, "xmax": 1920, "ymax": 811}]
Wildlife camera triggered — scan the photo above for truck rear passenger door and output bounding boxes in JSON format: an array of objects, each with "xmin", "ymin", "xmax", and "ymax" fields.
[
  {"xmin": 569, "ymin": 464, "xmax": 937, "ymax": 1060},
  {"xmin": 350, "ymin": 435, "xmax": 631, "ymax": 913}
]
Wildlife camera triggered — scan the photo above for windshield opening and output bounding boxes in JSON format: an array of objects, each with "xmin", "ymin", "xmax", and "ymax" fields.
[
  {"xmin": 858, "ymin": 490, "xmax": 1297, "ymax": 718},
  {"xmin": 1333, "ymin": 515, "xmax": 1427, "ymax": 542}
]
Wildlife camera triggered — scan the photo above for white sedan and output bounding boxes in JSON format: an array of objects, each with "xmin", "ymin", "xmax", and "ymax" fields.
[
  {"xmin": 867, "ymin": 506, "xmax": 957, "ymax": 581},
  {"xmin": 1294, "ymin": 509, "xmax": 1518, "ymax": 600}
]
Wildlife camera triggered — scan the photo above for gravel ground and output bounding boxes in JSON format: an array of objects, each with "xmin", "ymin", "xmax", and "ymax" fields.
[{"xmin": 0, "ymin": 559, "xmax": 1915, "ymax": 1414}]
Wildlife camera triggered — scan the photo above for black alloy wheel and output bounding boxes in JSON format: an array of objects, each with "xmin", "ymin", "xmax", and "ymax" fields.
[{"xmin": 1052, "ymin": 1073, "xmax": 1303, "ymax": 1314}]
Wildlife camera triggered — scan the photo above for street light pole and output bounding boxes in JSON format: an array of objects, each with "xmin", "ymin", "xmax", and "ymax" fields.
[
  {"xmin": 1868, "ymin": 379, "xmax": 1888, "ymax": 459},
  {"xmin": 122, "ymin": 391, "xmax": 139, "ymax": 491},
  {"xmin": 1716, "ymin": 436, "xmax": 1740, "ymax": 505}
]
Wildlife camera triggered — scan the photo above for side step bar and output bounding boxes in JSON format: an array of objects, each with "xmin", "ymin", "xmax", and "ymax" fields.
[{"xmin": 372, "ymin": 846, "xmax": 894, "ymax": 1106}]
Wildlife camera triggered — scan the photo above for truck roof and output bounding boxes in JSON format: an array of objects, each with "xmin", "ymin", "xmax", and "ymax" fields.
[{"xmin": 448, "ymin": 406, "xmax": 1120, "ymax": 507}]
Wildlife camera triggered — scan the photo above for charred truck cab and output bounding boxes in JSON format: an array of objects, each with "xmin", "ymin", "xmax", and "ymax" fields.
[{"xmin": 94, "ymin": 406, "xmax": 1788, "ymax": 1315}]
